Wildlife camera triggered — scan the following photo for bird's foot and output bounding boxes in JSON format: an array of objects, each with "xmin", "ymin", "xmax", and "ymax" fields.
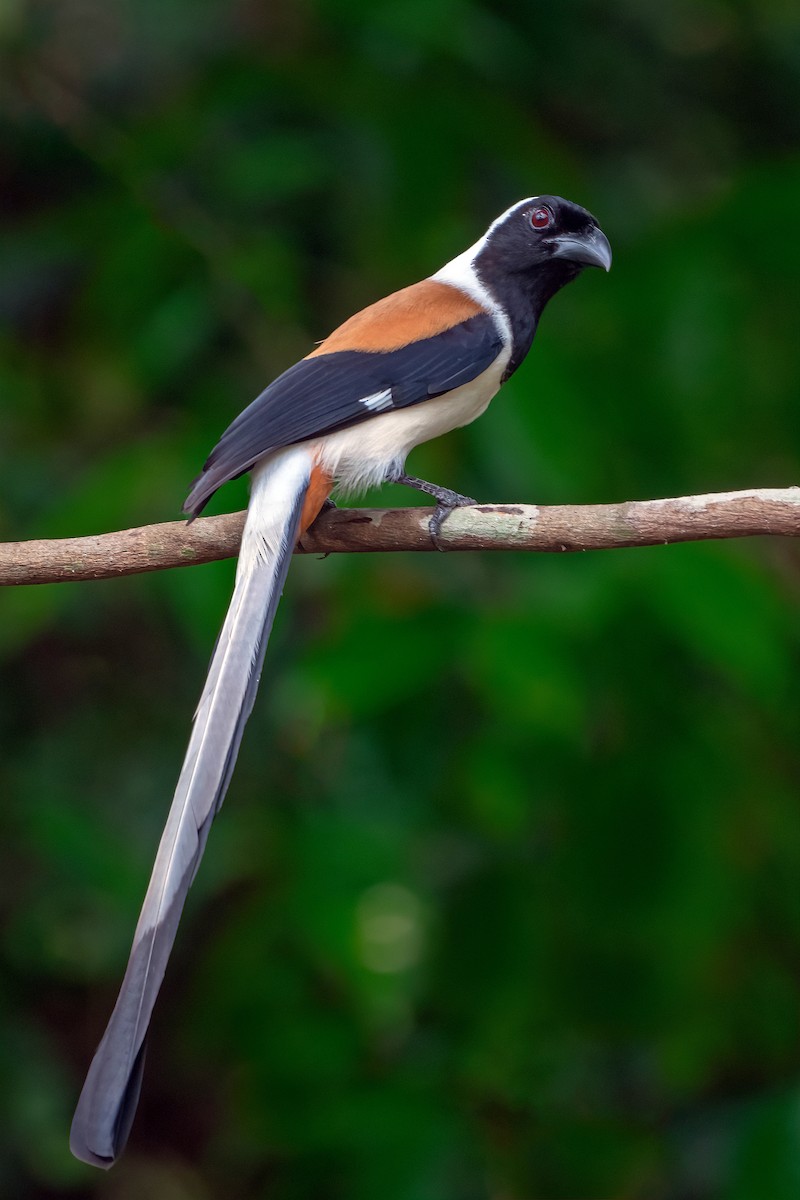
[
  {"xmin": 298, "ymin": 496, "xmax": 337, "ymax": 556},
  {"xmin": 392, "ymin": 473, "xmax": 477, "ymax": 550}
]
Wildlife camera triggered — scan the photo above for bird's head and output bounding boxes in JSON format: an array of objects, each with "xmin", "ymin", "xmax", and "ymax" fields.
[
  {"xmin": 473, "ymin": 195, "xmax": 611, "ymax": 308},
  {"xmin": 485, "ymin": 195, "xmax": 611, "ymax": 273}
]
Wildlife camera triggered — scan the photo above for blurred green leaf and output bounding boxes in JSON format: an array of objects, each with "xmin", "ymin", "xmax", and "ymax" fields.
[{"xmin": 3, "ymin": 2, "xmax": 800, "ymax": 1197}]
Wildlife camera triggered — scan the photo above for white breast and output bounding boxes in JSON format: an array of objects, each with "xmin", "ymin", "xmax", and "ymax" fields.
[{"xmin": 309, "ymin": 348, "xmax": 510, "ymax": 495}]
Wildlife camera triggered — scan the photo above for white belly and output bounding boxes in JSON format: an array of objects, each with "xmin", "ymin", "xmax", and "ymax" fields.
[{"xmin": 310, "ymin": 352, "xmax": 509, "ymax": 495}]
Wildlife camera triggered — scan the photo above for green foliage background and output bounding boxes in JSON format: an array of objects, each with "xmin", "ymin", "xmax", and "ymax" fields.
[{"xmin": 2, "ymin": 1, "xmax": 800, "ymax": 1196}]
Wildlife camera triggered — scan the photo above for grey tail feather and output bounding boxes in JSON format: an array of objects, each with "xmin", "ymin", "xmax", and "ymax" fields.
[{"xmin": 70, "ymin": 452, "xmax": 310, "ymax": 1169}]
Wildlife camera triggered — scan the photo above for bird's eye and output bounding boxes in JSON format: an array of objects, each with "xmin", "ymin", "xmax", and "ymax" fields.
[{"xmin": 530, "ymin": 206, "xmax": 553, "ymax": 230}]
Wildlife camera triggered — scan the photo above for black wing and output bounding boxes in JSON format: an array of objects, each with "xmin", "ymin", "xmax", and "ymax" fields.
[{"xmin": 185, "ymin": 312, "xmax": 502, "ymax": 516}]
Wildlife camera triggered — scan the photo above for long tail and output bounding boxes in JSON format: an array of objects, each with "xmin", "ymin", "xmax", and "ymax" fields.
[{"xmin": 70, "ymin": 447, "xmax": 320, "ymax": 1169}]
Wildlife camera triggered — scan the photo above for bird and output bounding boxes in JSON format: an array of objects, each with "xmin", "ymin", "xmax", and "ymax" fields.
[{"xmin": 69, "ymin": 195, "xmax": 611, "ymax": 1168}]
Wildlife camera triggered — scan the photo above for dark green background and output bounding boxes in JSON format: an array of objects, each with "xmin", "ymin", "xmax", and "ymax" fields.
[{"xmin": 3, "ymin": 2, "xmax": 800, "ymax": 1197}]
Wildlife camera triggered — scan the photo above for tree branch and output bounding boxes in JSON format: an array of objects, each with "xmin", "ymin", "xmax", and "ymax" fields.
[{"xmin": 2, "ymin": 488, "xmax": 799, "ymax": 586}]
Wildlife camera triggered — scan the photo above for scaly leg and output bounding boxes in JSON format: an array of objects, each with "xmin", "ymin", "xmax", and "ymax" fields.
[{"xmin": 391, "ymin": 472, "xmax": 477, "ymax": 550}]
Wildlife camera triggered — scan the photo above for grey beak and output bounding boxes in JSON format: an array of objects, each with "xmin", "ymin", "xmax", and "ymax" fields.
[{"xmin": 551, "ymin": 227, "xmax": 612, "ymax": 272}]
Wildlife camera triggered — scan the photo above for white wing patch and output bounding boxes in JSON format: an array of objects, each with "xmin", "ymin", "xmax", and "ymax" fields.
[{"xmin": 359, "ymin": 389, "xmax": 394, "ymax": 413}]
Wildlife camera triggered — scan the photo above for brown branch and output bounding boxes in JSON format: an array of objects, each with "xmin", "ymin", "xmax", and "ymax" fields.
[{"xmin": 1, "ymin": 488, "xmax": 800, "ymax": 586}]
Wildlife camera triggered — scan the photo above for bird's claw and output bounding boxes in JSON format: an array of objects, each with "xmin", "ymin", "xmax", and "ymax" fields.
[
  {"xmin": 389, "ymin": 472, "xmax": 477, "ymax": 551},
  {"xmin": 428, "ymin": 492, "xmax": 476, "ymax": 551}
]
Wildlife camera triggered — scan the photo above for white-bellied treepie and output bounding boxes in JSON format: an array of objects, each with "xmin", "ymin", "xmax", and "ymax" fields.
[{"xmin": 70, "ymin": 195, "xmax": 611, "ymax": 1168}]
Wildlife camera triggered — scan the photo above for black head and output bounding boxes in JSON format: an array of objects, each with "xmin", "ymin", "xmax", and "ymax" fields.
[
  {"xmin": 471, "ymin": 195, "xmax": 611, "ymax": 377},
  {"xmin": 477, "ymin": 195, "xmax": 611, "ymax": 286}
]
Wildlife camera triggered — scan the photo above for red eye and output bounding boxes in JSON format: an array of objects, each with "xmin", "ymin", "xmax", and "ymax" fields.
[{"xmin": 530, "ymin": 206, "xmax": 553, "ymax": 230}]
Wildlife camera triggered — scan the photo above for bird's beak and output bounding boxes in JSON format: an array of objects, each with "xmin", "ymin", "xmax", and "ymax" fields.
[{"xmin": 551, "ymin": 227, "xmax": 612, "ymax": 272}]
